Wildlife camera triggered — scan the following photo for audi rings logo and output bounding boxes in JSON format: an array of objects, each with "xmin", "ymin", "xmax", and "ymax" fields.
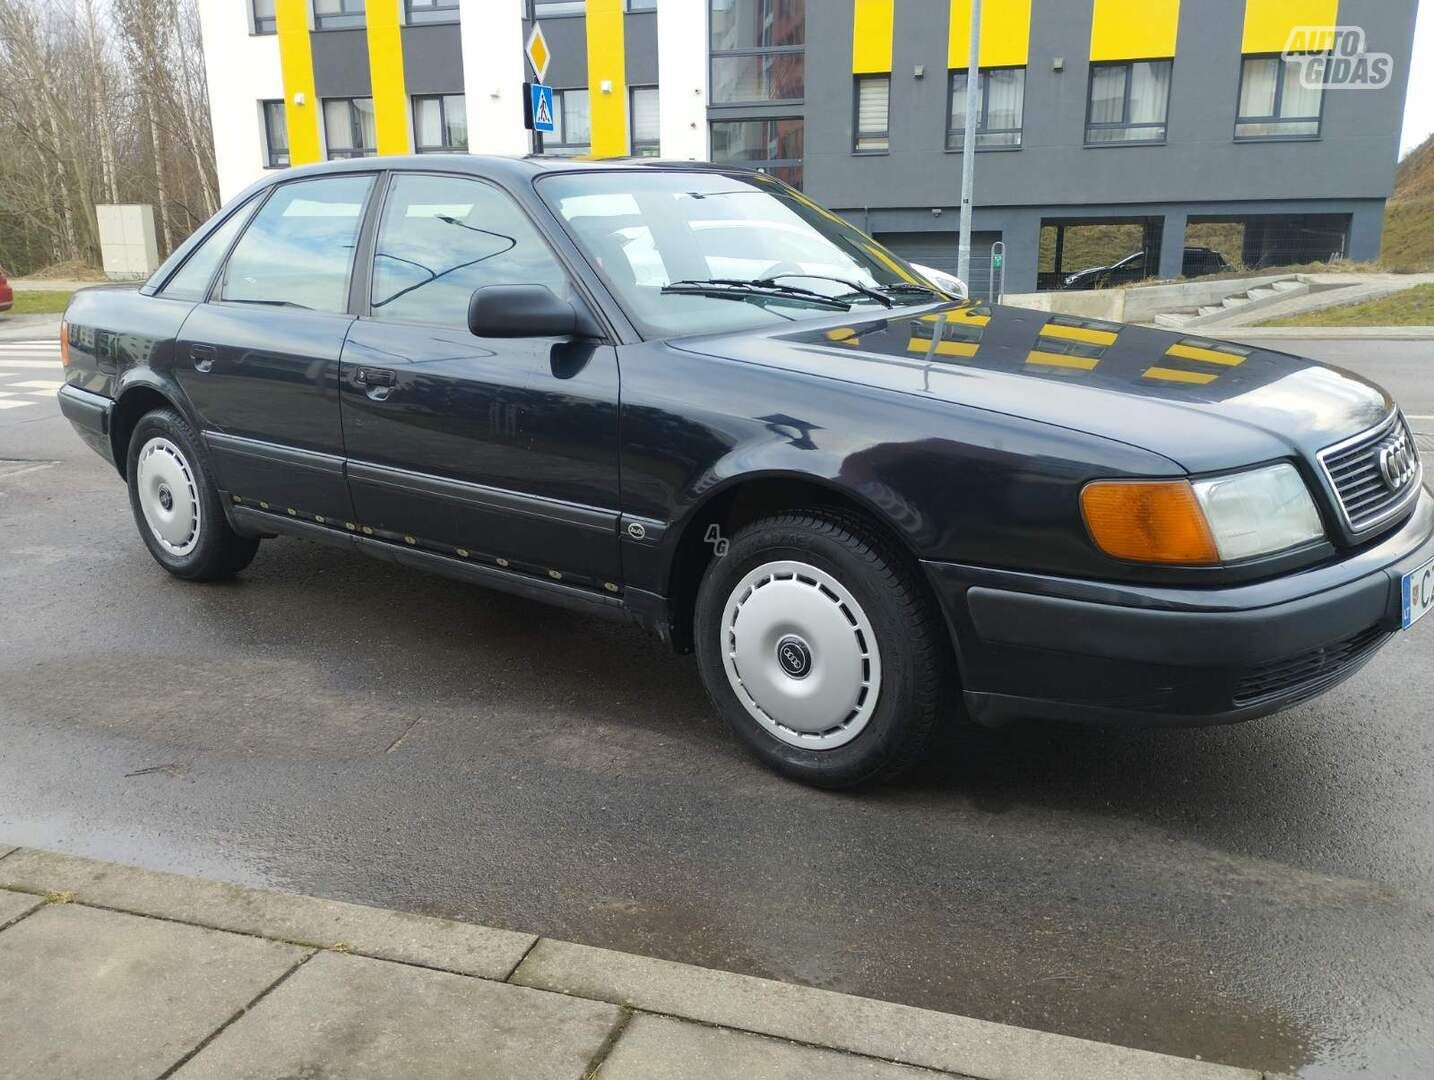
[
  {"xmin": 776, "ymin": 635, "xmax": 812, "ymax": 679},
  {"xmin": 1378, "ymin": 429, "xmax": 1418, "ymax": 493}
]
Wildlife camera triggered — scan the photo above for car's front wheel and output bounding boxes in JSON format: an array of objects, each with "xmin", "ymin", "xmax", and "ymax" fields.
[
  {"xmin": 694, "ymin": 510, "xmax": 948, "ymax": 787},
  {"xmin": 126, "ymin": 408, "xmax": 259, "ymax": 580}
]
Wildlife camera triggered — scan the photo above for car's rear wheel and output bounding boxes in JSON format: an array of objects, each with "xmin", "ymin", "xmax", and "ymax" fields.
[
  {"xmin": 126, "ymin": 408, "xmax": 259, "ymax": 580},
  {"xmin": 694, "ymin": 510, "xmax": 948, "ymax": 787}
]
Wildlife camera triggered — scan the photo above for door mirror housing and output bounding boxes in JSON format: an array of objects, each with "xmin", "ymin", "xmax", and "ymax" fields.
[
  {"xmin": 467, "ymin": 284, "xmax": 603, "ymax": 339},
  {"xmin": 909, "ymin": 262, "xmax": 967, "ymax": 301}
]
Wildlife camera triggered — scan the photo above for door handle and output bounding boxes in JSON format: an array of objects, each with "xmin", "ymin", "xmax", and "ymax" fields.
[
  {"xmin": 190, "ymin": 344, "xmax": 217, "ymax": 374},
  {"xmin": 354, "ymin": 367, "xmax": 396, "ymax": 401},
  {"xmin": 354, "ymin": 367, "xmax": 396, "ymax": 388}
]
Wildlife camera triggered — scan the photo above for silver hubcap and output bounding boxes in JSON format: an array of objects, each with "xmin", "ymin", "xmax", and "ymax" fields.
[
  {"xmin": 721, "ymin": 560, "xmax": 882, "ymax": 750},
  {"xmin": 136, "ymin": 437, "xmax": 200, "ymax": 556}
]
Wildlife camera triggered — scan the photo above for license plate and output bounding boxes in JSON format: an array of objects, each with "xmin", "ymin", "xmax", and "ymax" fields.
[{"xmin": 1404, "ymin": 557, "xmax": 1434, "ymax": 629}]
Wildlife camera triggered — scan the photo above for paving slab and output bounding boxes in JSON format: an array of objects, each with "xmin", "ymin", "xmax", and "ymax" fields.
[
  {"xmin": 174, "ymin": 949, "xmax": 622, "ymax": 1079},
  {"xmin": 0, "ymin": 902, "xmax": 304, "ymax": 1079},
  {"xmin": 598, "ymin": 1014, "xmax": 958, "ymax": 1079},
  {"xmin": 0, "ymin": 887, "xmax": 41, "ymax": 928},
  {"xmin": 0, "ymin": 848, "xmax": 534, "ymax": 980},
  {"xmin": 512, "ymin": 940, "xmax": 1260, "ymax": 1080}
]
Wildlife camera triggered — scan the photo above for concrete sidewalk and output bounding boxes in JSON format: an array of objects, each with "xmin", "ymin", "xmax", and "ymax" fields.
[{"xmin": 0, "ymin": 846, "xmax": 1281, "ymax": 1080}]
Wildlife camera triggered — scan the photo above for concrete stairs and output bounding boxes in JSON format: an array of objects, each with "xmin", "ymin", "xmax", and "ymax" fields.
[{"xmin": 1154, "ymin": 277, "xmax": 1308, "ymax": 330}]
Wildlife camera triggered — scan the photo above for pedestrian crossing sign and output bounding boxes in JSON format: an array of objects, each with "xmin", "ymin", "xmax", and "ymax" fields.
[{"xmin": 530, "ymin": 83, "xmax": 555, "ymax": 134}]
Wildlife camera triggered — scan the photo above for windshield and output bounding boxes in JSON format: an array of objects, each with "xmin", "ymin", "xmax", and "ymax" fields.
[{"xmin": 536, "ymin": 170, "xmax": 952, "ymax": 337}]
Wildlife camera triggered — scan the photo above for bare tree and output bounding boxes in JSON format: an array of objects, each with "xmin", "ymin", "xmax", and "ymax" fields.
[{"xmin": 0, "ymin": 0, "xmax": 219, "ymax": 275}]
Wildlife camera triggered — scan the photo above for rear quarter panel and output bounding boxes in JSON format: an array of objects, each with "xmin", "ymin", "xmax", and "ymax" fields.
[{"xmin": 63, "ymin": 287, "xmax": 196, "ymax": 402}]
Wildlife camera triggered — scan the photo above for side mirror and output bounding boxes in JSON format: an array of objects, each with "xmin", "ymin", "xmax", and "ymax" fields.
[
  {"xmin": 909, "ymin": 262, "xmax": 968, "ymax": 301},
  {"xmin": 467, "ymin": 284, "xmax": 603, "ymax": 339}
]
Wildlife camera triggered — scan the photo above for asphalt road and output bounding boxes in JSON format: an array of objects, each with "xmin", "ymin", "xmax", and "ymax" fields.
[{"xmin": 2, "ymin": 325, "xmax": 1432, "ymax": 1079}]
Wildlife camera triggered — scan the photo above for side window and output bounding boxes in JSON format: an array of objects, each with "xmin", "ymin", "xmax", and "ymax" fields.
[
  {"xmin": 160, "ymin": 198, "xmax": 260, "ymax": 301},
  {"xmin": 220, "ymin": 175, "xmax": 373, "ymax": 313},
  {"xmin": 370, "ymin": 174, "xmax": 569, "ymax": 328}
]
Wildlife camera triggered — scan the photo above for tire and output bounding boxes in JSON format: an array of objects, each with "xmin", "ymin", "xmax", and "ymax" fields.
[
  {"xmin": 693, "ymin": 509, "xmax": 948, "ymax": 788},
  {"xmin": 126, "ymin": 407, "xmax": 259, "ymax": 581}
]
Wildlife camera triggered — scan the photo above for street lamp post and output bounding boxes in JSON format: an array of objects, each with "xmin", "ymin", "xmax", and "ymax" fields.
[{"xmin": 957, "ymin": 0, "xmax": 981, "ymax": 287}]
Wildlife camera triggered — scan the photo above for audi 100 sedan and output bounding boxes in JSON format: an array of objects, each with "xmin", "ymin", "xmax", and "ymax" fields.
[{"xmin": 57, "ymin": 157, "xmax": 1433, "ymax": 787}]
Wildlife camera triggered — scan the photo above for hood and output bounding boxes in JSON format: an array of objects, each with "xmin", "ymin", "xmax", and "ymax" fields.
[{"xmin": 668, "ymin": 301, "xmax": 1392, "ymax": 474}]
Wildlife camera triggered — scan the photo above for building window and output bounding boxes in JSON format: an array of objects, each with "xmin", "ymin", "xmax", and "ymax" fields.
[
  {"xmin": 544, "ymin": 89, "xmax": 591, "ymax": 156},
  {"xmin": 531, "ymin": 0, "xmax": 586, "ymax": 16},
  {"xmin": 710, "ymin": 117, "xmax": 803, "ymax": 189},
  {"xmin": 262, "ymin": 100, "xmax": 290, "ymax": 167},
  {"xmin": 630, "ymin": 86, "xmax": 660, "ymax": 156},
  {"xmin": 709, "ymin": 0, "xmax": 804, "ymax": 105},
  {"xmin": 627, "ymin": 0, "xmax": 658, "ymax": 9},
  {"xmin": 1085, "ymin": 60, "xmax": 1171, "ymax": 144},
  {"xmin": 323, "ymin": 98, "xmax": 377, "ymax": 158},
  {"xmin": 251, "ymin": 0, "xmax": 277, "ymax": 34},
  {"xmin": 853, "ymin": 75, "xmax": 889, "ymax": 153},
  {"xmin": 947, "ymin": 67, "xmax": 1025, "ymax": 150},
  {"xmin": 413, "ymin": 94, "xmax": 468, "ymax": 153},
  {"xmin": 405, "ymin": 0, "xmax": 460, "ymax": 24},
  {"xmin": 1235, "ymin": 54, "xmax": 1323, "ymax": 140},
  {"xmin": 314, "ymin": 0, "xmax": 364, "ymax": 30}
]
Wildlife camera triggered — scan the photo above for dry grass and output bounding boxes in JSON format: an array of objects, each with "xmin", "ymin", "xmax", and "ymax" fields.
[
  {"xmin": 24, "ymin": 260, "xmax": 106, "ymax": 282},
  {"xmin": 1379, "ymin": 196, "xmax": 1434, "ymax": 272}
]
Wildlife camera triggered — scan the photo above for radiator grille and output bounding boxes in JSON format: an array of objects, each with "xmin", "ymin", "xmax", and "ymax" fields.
[
  {"xmin": 1232, "ymin": 624, "xmax": 1390, "ymax": 706},
  {"xmin": 1318, "ymin": 412, "xmax": 1422, "ymax": 535}
]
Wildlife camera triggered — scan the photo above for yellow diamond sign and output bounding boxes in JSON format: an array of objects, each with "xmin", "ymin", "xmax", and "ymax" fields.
[{"xmin": 525, "ymin": 23, "xmax": 552, "ymax": 84}]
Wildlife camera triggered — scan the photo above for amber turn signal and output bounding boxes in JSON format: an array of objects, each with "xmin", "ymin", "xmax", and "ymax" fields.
[
  {"xmin": 59, "ymin": 319, "xmax": 70, "ymax": 367},
  {"xmin": 1080, "ymin": 479, "xmax": 1220, "ymax": 565}
]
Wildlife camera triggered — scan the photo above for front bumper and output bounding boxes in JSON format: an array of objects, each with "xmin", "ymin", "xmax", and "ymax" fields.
[
  {"xmin": 924, "ymin": 488, "xmax": 1434, "ymax": 727},
  {"xmin": 57, "ymin": 384, "xmax": 115, "ymax": 466}
]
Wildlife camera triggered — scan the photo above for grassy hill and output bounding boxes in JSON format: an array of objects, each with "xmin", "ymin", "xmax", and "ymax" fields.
[{"xmin": 1382, "ymin": 132, "xmax": 1434, "ymax": 271}]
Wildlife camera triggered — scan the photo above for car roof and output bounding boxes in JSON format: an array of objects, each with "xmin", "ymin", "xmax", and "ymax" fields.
[{"xmin": 271, "ymin": 154, "xmax": 751, "ymax": 186}]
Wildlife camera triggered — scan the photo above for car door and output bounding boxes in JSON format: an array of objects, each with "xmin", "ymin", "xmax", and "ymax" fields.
[
  {"xmin": 174, "ymin": 173, "xmax": 377, "ymax": 523},
  {"xmin": 338, "ymin": 171, "xmax": 621, "ymax": 590}
]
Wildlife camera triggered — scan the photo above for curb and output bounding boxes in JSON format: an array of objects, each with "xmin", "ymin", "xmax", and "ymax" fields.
[{"xmin": 0, "ymin": 845, "xmax": 1274, "ymax": 1080}]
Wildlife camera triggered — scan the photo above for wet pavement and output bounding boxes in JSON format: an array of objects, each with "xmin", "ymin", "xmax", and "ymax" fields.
[{"xmin": 1, "ymin": 335, "xmax": 1432, "ymax": 1079}]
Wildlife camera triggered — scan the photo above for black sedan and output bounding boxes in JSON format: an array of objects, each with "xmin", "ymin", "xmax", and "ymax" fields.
[
  {"xmin": 1062, "ymin": 246, "xmax": 1232, "ymax": 289},
  {"xmin": 56, "ymin": 157, "xmax": 1433, "ymax": 787}
]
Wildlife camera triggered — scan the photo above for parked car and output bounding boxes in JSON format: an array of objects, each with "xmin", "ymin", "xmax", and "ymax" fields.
[
  {"xmin": 0, "ymin": 265, "xmax": 13, "ymax": 312},
  {"xmin": 57, "ymin": 158, "xmax": 1432, "ymax": 787},
  {"xmin": 1062, "ymin": 246, "xmax": 1232, "ymax": 290}
]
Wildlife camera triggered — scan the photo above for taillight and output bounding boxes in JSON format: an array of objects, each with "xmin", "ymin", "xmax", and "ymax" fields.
[{"xmin": 59, "ymin": 319, "xmax": 70, "ymax": 367}]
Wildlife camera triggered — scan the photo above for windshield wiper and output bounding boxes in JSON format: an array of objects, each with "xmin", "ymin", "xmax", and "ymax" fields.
[
  {"xmin": 759, "ymin": 273, "xmax": 893, "ymax": 308},
  {"xmin": 661, "ymin": 279, "xmax": 851, "ymax": 311},
  {"xmin": 876, "ymin": 282, "xmax": 948, "ymax": 300}
]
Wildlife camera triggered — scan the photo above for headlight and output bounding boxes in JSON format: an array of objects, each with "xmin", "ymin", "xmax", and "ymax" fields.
[
  {"xmin": 1082, "ymin": 463, "xmax": 1324, "ymax": 565},
  {"xmin": 1191, "ymin": 463, "xmax": 1324, "ymax": 561}
]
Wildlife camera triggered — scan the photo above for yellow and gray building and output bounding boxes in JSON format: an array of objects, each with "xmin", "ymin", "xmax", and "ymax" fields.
[{"xmin": 199, "ymin": 0, "xmax": 1417, "ymax": 295}]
